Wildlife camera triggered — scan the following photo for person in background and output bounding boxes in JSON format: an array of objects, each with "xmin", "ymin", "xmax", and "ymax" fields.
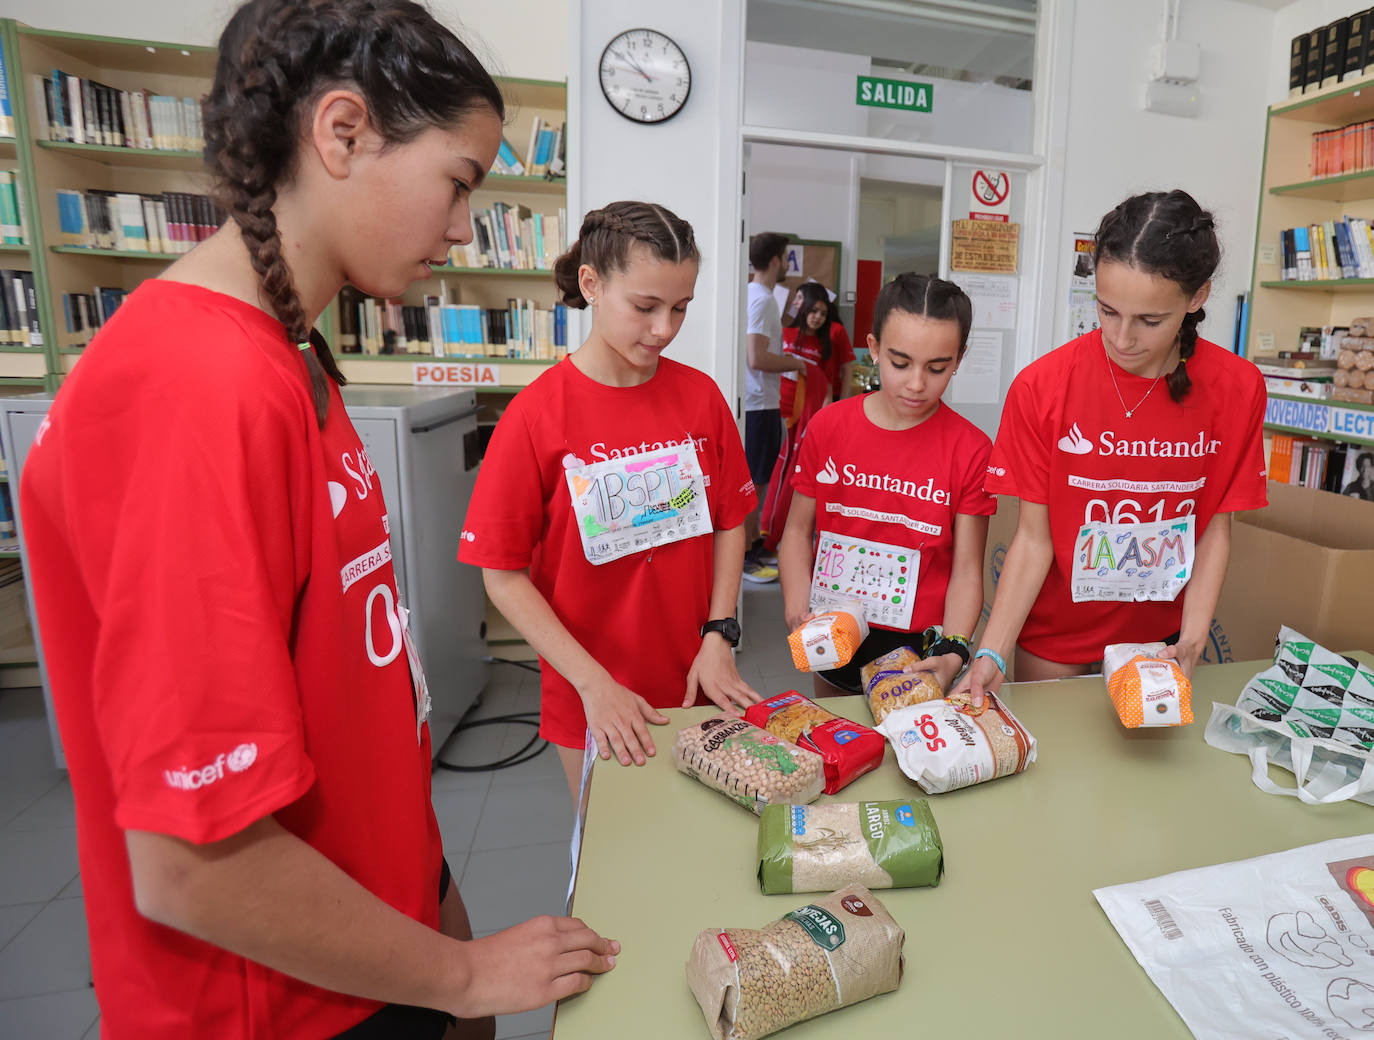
[
  {"xmin": 759, "ymin": 281, "xmax": 855, "ymax": 555},
  {"xmin": 18, "ymin": 1, "xmax": 617, "ymax": 1037},
  {"xmin": 460, "ymin": 201, "xmax": 760, "ymax": 797},
  {"xmin": 778, "ymin": 273, "xmax": 993, "ymax": 698},
  {"xmin": 958, "ymin": 190, "xmax": 1268, "ymax": 707},
  {"xmin": 744, "ymin": 231, "xmax": 805, "ymax": 582}
]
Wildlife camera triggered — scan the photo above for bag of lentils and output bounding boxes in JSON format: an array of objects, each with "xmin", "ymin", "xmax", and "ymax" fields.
[{"xmin": 686, "ymin": 883, "xmax": 904, "ymax": 1040}]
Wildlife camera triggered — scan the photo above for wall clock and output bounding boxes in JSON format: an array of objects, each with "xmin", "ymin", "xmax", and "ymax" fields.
[{"xmin": 598, "ymin": 28, "xmax": 691, "ymax": 124}]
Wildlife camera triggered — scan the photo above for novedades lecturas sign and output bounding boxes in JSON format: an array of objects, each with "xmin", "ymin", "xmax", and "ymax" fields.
[{"xmin": 856, "ymin": 75, "xmax": 932, "ymax": 113}]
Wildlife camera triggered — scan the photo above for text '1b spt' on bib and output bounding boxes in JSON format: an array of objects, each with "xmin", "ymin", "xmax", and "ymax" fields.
[
  {"xmin": 809, "ymin": 531, "xmax": 918, "ymax": 630},
  {"xmin": 1072, "ymin": 514, "xmax": 1195, "ymax": 603},
  {"xmin": 564, "ymin": 442, "xmax": 712, "ymax": 566}
]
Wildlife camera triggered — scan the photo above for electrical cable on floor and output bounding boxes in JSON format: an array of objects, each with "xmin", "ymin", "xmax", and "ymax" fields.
[{"xmin": 433, "ymin": 657, "xmax": 548, "ymax": 773}]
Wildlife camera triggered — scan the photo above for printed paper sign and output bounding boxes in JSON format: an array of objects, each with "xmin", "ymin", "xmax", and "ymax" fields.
[
  {"xmin": 413, "ymin": 362, "xmax": 500, "ymax": 386},
  {"xmin": 970, "ymin": 169, "xmax": 1010, "ymax": 222},
  {"xmin": 564, "ymin": 442, "xmax": 711, "ymax": 566},
  {"xmin": 810, "ymin": 531, "xmax": 918, "ymax": 630},
  {"xmin": 1072, "ymin": 514, "xmax": 1195, "ymax": 603}
]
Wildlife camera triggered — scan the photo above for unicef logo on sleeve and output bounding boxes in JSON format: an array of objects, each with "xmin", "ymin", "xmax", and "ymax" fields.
[{"xmin": 226, "ymin": 743, "xmax": 259, "ymax": 773}]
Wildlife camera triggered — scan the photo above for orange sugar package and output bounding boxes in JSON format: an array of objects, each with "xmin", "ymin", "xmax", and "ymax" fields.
[
  {"xmin": 1102, "ymin": 642, "xmax": 1194, "ymax": 728},
  {"xmin": 787, "ymin": 605, "xmax": 870, "ymax": 672}
]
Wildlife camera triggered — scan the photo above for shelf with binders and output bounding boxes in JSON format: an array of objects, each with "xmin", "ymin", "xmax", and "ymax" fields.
[{"xmin": 12, "ymin": 24, "xmax": 215, "ymax": 373}]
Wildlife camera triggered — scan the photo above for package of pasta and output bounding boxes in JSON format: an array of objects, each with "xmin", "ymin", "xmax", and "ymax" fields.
[
  {"xmin": 673, "ymin": 714, "xmax": 824, "ymax": 814},
  {"xmin": 744, "ymin": 692, "xmax": 886, "ymax": 794},
  {"xmin": 1102, "ymin": 642, "xmax": 1194, "ymax": 728},
  {"xmin": 878, "ymin": 694, "xmax": 1037, "ymax": 794},
  {"xmin": 686, "ymin": 883, "xmax": 904, "ymax": 1040},
  {"xmin": 787, "ymin": 605, "xmax": 869, "ymax": 672},
  {"xmin": 756, "ymin": 800, "xmax": 943, "ymax": 895},
  {"xmin": 858, "ymin": 646, "xmax": 943, "ymax": 725}
]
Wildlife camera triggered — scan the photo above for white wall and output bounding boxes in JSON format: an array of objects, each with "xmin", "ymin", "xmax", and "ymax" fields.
[
  {"xmin": 1045, "ymin": 0, "xmax": 1275, "ymax": 352},
  {"xmin": 569, "ymin": 0, "xmax": 745, "ymax": 399},
  {"xmin": 4, "ymin": 0, "xmax": 567, "ymax": 80}
]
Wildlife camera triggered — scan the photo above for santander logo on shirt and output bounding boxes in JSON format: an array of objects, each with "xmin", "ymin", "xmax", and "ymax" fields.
[
  {"xmin": 1056, "ymin": 421, "xmax": 1221, "ymax": 459},
  {"xmin": 815, "ymin": 456, "xmax": 950, "ymax": 504}
]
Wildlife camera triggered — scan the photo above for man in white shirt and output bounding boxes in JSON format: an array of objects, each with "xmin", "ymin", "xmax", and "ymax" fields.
[{"xmin": 744, "ymin": 232, "xmax": 804, "ymax": 583}]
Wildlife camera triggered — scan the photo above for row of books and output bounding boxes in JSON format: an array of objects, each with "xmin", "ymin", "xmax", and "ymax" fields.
[
  {"xmin": 0, "ymin": 49, "xmax": 13, "ymax": 138},
  {"xmin": 1269, "ymin": 435, "xmax": 1371, "ymax": 497},
  {"xmin": 1277, "ymin": 217, "xmax": 1374, "ymax": 280},
  {"xmin": 60, "ymin": 288, "xmax": 129, "ymax": 346},
  {"xmin": 520, "ymin": 118, "xmax": 565, "ymax": 179},
  {"xmin": 29, "ymin": 68, "xmax": 203, "ymax": 151},
  {"xmin": 446, "ymin": 203, "xmax": 566, "ymax": 271},
  {"xmin": 1289, "ymin": 11, "xmax": 1374, "ymax": 97},
  {"xmin": 0, "ymin": 270, "xmax": 43, "ymax": 348},
  {"xmin": 55, "ymin": 189, "xmax": 223, "ymax": 254},
  {"xmin": 0, "ymin": 172, "xmax": 27, "ymax": 245},
  {"xmin": 337, "ymin": 286, "xmax": 569, "ymax": 360},
  {"xmin": 1310, "ymin": 120, "xmax": 1374, "ymax": 178}
]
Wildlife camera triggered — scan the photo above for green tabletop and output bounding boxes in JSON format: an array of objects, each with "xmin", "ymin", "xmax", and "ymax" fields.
[{"xmin": 554, "ymin": 656, "xmax": 1374, "ymax": 1039}]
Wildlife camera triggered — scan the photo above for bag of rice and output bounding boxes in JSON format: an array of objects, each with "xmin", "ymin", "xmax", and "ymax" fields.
[
  {"xmin": 878, "ymin": 693, "xmax": 1037, "ymax": 794},
  {"xmin": 686, "ymin": 883, "xmax": 904, "ymax": 1040},
  {"xmin": 787, "ymin": 605, "xmax": 869, "ymax": 672},
  {"xmin": 756, "ymin": 800, "xmax": 943, "ymax": 895},
  {"xmin": 1103, "ymin": 642, "xmax": 1193, "ymax": 727},
  {"xmin": 744, "ymin": 692, "xmax": 886, "ymax": 794},
  {"xmin": 859, "ymin": 646, "xmax": 943, "ymax": 725},
  {"xmin": 673, "ymin": 714, "xmax": 825, "ymax": 814}
]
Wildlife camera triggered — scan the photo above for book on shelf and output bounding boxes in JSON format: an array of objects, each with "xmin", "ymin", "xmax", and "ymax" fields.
[
  {"xmin": 1305, "ymin": 26, "xmax": 1326, "ymax": 94},
  {"xmin": 1277, "ymin": 217, "xmax": 1374, "ymax": 280},
  {"xmin": 0, "ymin": 43, "xmax": 13, "ymax": 138},
  {"xmin": 60, "ymin": 286, "xmax": 128, "ymax": 346},
  {"xmin": 28, "ymin": 69, "xmax": 202, "ymax": 151},
  {"xmin": 337, "ymin": 281, "xmax": 568, "ymax": 360},
  {"xmin": 1322, "ymin": 19, "xmax": 1350, "ymax": 89},
  {"xmin": 0, "ymin": 270, "xmax": 42, "ymax": 347},
  {"xmin": 1347, "ymin": 11, "xmax": 1370, "ymax": 84},
  {"xmin": 0, "ymin": 172, "xmax": 23, "ymax": 244},
  {"xmin": 1310, "ymin": 119, "xmax": 1374, "ymax": 178},
  {"xmin": 449, "ymin": 202, "xmax": 565, "ymax": 270},
  {"xmin": 493, "ymin": 137, "xmax": 526, "ymax": 177},
  {"xmin": 54, "ymin": 188, "xmax": 221, "ymax": 253}
]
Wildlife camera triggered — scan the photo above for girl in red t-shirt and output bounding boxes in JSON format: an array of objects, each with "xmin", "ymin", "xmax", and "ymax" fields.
[
  {"xmin": 778, "ymin": 273, "xmax": 995, "ymax": 697},
  {"xmin": 760, "ymin": 282, "xmax": 856, "ymax": 551},
  {"xmin": 459, "ymin": 202, "xmax": 760, "ymax": 792},
  {"xmin": 960, "ymin": 190, "xmax": 1267, "ymax": 705}
]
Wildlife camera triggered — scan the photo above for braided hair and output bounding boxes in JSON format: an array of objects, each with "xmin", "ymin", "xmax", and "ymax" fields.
[
  {"xmin": 203, "ymin": 0, "xmax": 505, "ymax": 427},
  {"xmin": 872, "ymin": 273, "xmax": 973, "ymax": 353},
  {"xmin": 552, "ymin": 202, "xmax": 700, "ymax": 308},
  {"xmin": 1093, "ymin": 190, "xmax": 1220, "ymax": 403}
]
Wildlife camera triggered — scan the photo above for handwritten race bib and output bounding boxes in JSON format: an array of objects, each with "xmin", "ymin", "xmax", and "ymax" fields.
[
  {"xmin": 1071, "ymin": 514, "xmax": 1195, "ymax": 603},
  {"xmin": 809, "ymin": 531, "xmax": 918, "ymax": 630},
  {"xmin": 397, "ymin": 601, "xmax": 432, "ymax": 744},
  {"xmin": 564, "ymin": 442, "xmax": 712, "ymax": 566}
]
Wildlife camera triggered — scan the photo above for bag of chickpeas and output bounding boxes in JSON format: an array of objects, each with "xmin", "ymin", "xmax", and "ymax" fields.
[
  {"xmin": 686, "ymin": 883, "xmax": 904, "ymax": 1040},
  {"xmin": 672, "ymin": 714, "xmax": 825, "ymax": 814},
  {"xmin": 756, "ymin": 800, "xmax": 943, "ymax": 895}
]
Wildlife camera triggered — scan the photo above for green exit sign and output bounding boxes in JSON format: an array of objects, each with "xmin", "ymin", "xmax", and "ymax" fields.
[{"xmin": 856, "ymin": 75, "xmax": 933, "ymax": 113}]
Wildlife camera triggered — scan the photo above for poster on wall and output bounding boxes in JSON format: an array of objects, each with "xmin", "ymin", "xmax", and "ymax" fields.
[
  {"xmin": 1067, "ymin": 232, "xmax": 1100, "ymax": 340},
  {"xmin": 969, "ymin": 169, "xmax": 1011, "ymax": 222},
  {"xmin": 950, "ymin": 219, "xmax": 1019, "ymax": 273}
]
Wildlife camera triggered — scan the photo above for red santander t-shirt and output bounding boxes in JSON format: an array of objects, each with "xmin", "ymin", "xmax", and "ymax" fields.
[
  {"xmin": 779, "ymin": 323, "xmax": 856, "ymax": 423},
  {"xmin": 20, "ymin": 281, "xmax": 441, "ymax": 1038},
  {"xmin": 985, "ymin": 330, "xmax": 1268, "ymax": 663},
  {"xmin": 791, "ymin": 395, "xmax": 995, "ymax": 633},
  {"xmin": 458, "ymin": 356, "xmax": 755, "ymax": 748}
]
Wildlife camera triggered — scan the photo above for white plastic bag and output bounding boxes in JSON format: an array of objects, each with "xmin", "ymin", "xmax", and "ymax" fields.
[{"xmin": 1095, "ymin": 834, "xmax": 1374, "ymax": 1040}]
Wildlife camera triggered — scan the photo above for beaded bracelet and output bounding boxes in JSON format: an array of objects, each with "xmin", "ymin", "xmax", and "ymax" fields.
[{"xmin": 973, "ymin": 647, "xmax": 1007, "ymax": 675}]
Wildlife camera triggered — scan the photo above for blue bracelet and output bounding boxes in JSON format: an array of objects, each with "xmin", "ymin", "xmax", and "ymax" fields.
[{"xmin": 973, "ymin": 648, "xmax": 1007, "ymax": 675}]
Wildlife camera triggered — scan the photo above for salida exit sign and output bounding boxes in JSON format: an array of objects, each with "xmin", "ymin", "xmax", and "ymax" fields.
[{"xmin": 856, "ymin": 75, "xmax": 933, "ymax": 113}]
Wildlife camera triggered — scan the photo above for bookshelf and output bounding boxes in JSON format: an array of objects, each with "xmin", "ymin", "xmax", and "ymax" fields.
[{"xmin": 1249, "ymin": 69, "xmax": 1374, "ymax": 456}]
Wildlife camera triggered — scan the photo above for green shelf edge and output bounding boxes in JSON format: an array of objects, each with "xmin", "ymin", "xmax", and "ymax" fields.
[
  {"xmin": 36, "ymin": 140, "xmax": 203, "ymax": 162},
  {"xmin": 50, "ymin": 246, "xmax": 179, "ymax": 261},
  {"xmin": 16, "ymin": 24, "xmax": 215, "ymax": 55}
]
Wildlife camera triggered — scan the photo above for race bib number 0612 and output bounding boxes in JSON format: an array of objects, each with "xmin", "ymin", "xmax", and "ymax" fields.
[{"xmin": 1071, "ymin": 514, "xmax": 1195, "ymax": 603}]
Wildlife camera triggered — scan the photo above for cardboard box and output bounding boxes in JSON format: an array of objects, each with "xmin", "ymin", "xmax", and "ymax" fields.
[{"xmin": 976, "ymin": 482, "xmax": 1374, "ymax": 670}]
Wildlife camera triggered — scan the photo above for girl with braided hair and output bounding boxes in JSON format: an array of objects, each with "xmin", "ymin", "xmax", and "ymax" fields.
[
  {"xmin": 959, "ymin": 190, "xmax": 1268, "ymax": 706},
  {"xmin": 19, "ymin": 1, "xmax": 616, "ymax": 1036},
  {"xmin": 459, "ymin": 200, "xmax": 761, "ymax": 793}
]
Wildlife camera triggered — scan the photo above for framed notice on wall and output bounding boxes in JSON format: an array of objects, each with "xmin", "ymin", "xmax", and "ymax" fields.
[{"xmin": 950, "ymin": 220, "xmax": 1019, "ymax": 273}]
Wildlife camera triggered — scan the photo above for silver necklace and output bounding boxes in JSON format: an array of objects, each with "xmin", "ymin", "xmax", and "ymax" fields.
[{"xmin": 1104, "ymin": 343, "xmax": 1174, "ymax": 418}]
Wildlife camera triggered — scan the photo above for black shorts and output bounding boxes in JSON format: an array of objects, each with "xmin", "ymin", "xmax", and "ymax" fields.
[
  {"xmin": 331, "ymin": 859, "xmax": 458, "ymax": 1039},
  {"xmin": 815, "ymin": 628, "xmax": 922, "ymax": 695},
  {"xmin": 745, "ymin": 409, "xmax": 783, "ymax": 491}
]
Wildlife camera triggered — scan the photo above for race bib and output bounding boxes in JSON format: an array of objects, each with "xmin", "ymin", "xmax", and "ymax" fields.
[
  {"xmin": 809, "ymin": 531, "xmax": 918, "ymax": 630},
  {"xmin": 564, "ymin": 442, "xmax": 711, "ymax": 566},
  {"xmin": 1072, "ymin": 514, "xmax": 1195, "ymax": 603},
  {"xmin": 397, "ymin": 601, "xmax": 431, "ymax": 744}
]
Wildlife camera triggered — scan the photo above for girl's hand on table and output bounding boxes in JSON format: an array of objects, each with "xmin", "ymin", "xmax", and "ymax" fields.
[
  {"xmin": 950, "ymin": 653, "xmax": 1005, "ymax": 710},
  {"xmin": 685, "ymin": 634, "xmax": 760, "ymax": 712},
  {"xmin": 580, "ymin": 678, "xmax": 668, "ymax": 766}
]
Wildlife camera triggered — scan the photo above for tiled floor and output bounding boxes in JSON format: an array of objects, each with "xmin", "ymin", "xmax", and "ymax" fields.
[{"xmin": 0, "ymin": 581, "xmax": 795, "ymax": 1039}]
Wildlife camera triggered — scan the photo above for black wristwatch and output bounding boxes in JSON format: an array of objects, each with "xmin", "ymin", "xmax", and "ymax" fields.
[{"xmin": 700, "ymin": 617, "xmax": 742, "ymax": 647}]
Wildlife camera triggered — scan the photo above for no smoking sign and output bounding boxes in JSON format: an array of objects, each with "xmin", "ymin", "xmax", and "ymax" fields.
[{"xmin": 970, "ymin": 169, "xmax": 1010, "ymax": 222}]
